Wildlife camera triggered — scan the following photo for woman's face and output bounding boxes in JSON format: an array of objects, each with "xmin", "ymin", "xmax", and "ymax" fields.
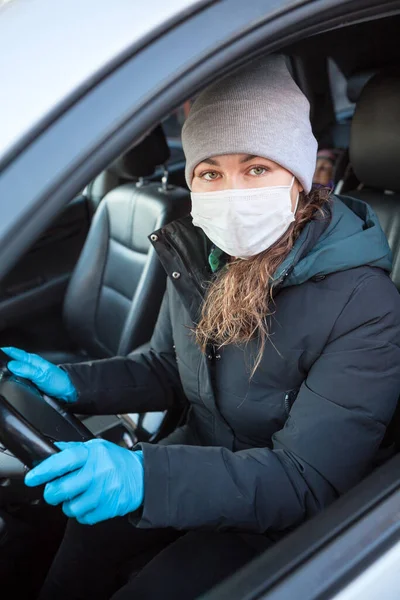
[{"xmin": 191, "ymin": 153, "xmax": 303, "ymax": 211}]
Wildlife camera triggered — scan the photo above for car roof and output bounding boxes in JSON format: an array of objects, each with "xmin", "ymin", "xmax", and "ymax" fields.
[{"xmin": 0, "ymin": 0, "xmax": 199, "ymax": 162}]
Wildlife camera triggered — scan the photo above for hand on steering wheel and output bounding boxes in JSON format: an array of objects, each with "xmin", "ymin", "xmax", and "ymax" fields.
[
  {"xmin": 25, "ymin": 439, "xmax": 145, "ymax": 525},
  {"xmin": 1, "ymin": 347, "xmax": 77, "ymax": 403}
]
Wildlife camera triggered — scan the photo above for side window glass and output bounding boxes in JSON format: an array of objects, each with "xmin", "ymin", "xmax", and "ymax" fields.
[
  {"xmin": 162, "ymin": 101, "xmax": 192, "ymax": 166},
  {"xmin": 327, "ymin": 58, "xmax": 355, "ymax": 122}
]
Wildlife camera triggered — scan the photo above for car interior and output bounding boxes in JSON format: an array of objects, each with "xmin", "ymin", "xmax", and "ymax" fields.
[{"xmin": 1, "ymin": 11, "xmax": 400, "ymax": 599}]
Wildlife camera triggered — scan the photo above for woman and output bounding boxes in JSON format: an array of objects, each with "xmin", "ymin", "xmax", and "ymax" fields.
[{"xmin": 3, "ymin": 55, "xmax": 400, "ymax": 599}]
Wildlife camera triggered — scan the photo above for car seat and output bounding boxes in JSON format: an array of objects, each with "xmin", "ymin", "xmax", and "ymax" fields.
[
  {"xmin": 41, "ymin": 126, "xmax": 190, "ymax": 363},
  {"xmin": 340, "ymin": 68, "xmax": 400, "ymax": 290}
]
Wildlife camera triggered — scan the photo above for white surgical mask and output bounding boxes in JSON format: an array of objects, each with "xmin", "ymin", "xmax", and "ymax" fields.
[{"xmin": 191, "ymin": 177, "xmax": 298, "ymax": 259}]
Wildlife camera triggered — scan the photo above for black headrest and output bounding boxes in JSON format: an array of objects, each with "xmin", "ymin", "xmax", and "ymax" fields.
[
  {"xmin": 109, "ymin": 125, "xmax": 170, "ymax": 179},
  {"xmin": 350, "ymin": 68, "xmax": 400, "ymax": 193}
]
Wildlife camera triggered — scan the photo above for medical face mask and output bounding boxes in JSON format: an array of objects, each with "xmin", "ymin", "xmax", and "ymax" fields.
[{"xmin": 191, "ymin": 177, "xmax": 298, "ymax": 259}]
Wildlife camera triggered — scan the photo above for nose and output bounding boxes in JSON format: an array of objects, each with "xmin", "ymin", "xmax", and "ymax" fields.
[{"xmin": 220, "ymin": 173, "xmax": 246, "ymax": 190}]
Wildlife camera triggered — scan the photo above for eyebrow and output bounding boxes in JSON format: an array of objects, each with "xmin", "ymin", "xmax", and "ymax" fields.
[
  {"xmin": 199, "ymin": 154, "xmax": 261, "ymax": 167},
  {"xmin": 239, "ymin": 154, "xmax": 259, "ymax": 163},
  {"xmin": 201, "ymin": 157, "xmax": 220, "ymax": 166}
]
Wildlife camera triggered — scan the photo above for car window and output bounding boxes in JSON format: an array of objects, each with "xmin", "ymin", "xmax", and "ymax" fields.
[
  {"xmin": 162, "ymin": 102, "xmax": 192, "ymax": 166},
  {"xmin": 162, "ymin": 102, "xmax": 191, "ymax": 138},
  {"xmin": 328, "ymin": 58, "xmax": 355, "ymax": 121}
]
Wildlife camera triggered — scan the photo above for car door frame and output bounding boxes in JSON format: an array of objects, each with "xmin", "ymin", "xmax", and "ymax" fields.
[{"xmin": 1, "ymin": 0, "xmax": 400, "ymax": 596}]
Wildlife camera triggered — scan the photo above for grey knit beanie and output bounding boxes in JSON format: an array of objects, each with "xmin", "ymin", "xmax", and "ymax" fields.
[{"xmin": 182, "ymin": 55, "xmax": 317, "ymax": 193}]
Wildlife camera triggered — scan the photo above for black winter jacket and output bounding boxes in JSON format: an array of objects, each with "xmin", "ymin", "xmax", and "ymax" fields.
[{"xmin": 63, "ymin": 196, "xmax": 400, "ymax": 534}]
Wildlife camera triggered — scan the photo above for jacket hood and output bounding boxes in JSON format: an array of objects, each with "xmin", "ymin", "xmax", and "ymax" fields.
[{"xmin": 278, "ymin": 196, "xmax": 392, "ymax": 288}]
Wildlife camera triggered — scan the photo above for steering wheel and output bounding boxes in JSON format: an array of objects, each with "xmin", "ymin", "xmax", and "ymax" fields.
[{"xmin": 0, "ymin": 359, "xmax": 93, "ymax": 481}]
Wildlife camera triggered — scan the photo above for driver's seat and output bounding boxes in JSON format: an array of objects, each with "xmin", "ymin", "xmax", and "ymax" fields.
[{"xmin": 41, "ymin": 126, "xmax": 190, "ymax": 364}]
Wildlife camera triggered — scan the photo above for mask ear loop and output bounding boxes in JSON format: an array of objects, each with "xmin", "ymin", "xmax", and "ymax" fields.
[{"xmin": 290, "ymin": 176, "xmax": 300, "ymax": 216}]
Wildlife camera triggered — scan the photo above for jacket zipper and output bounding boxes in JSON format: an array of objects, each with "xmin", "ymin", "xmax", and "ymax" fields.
[
  {"xmin": 284, "ymin": 388, "xmax": 299, "ymax": 416},
  {"xmin": 284, "ymin": 393, "xmax": 291, "ymax": 415}
]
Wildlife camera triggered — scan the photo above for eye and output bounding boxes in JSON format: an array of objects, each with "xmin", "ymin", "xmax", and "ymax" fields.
[
  {"xmin": 248, "ymin": 166, "xmax": 268, "ymax": 176},
  {"xmin": 202, "ymin": 171, "xmax": 220, "ymax": 181}
]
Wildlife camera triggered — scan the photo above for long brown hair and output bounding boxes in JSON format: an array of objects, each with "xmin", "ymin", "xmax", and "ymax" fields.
[{"xmin": 195, "ymin": 187, "xmax": 331, "ymax": 375}]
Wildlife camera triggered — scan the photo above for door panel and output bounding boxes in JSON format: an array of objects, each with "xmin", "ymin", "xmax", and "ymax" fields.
[{"xmin": 0, "ymin": 196, "xmax": 91, "ymax": 349}]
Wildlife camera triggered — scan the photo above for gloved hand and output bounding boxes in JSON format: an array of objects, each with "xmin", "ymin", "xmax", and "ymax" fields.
[
  {"xmin": 25, "ymin": 439, "xmax": 144, "ymax": 525},
  {"xmin": 1, "ymin": 347, "xmax": 77, "ymax": 402}
]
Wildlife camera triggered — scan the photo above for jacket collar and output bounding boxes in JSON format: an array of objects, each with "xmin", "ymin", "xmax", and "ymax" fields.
[{"xmin": 272, "ymin": 202, "xmax": 332, "ymax": 286}]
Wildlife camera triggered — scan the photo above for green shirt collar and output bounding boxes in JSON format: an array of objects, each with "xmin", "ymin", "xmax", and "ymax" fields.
[{"xmin": 208, "ymin": 244, "xmax": 230, "ymax": 273}]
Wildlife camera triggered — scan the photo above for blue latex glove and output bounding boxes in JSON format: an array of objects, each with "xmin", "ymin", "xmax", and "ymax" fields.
[
  {"xmin": 25, "ymin": 439, "xmax": 144, "ymax": 525},
  {"xmin": 1, "ymin": 347, "xmax": 76, "ymax": 402}
]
